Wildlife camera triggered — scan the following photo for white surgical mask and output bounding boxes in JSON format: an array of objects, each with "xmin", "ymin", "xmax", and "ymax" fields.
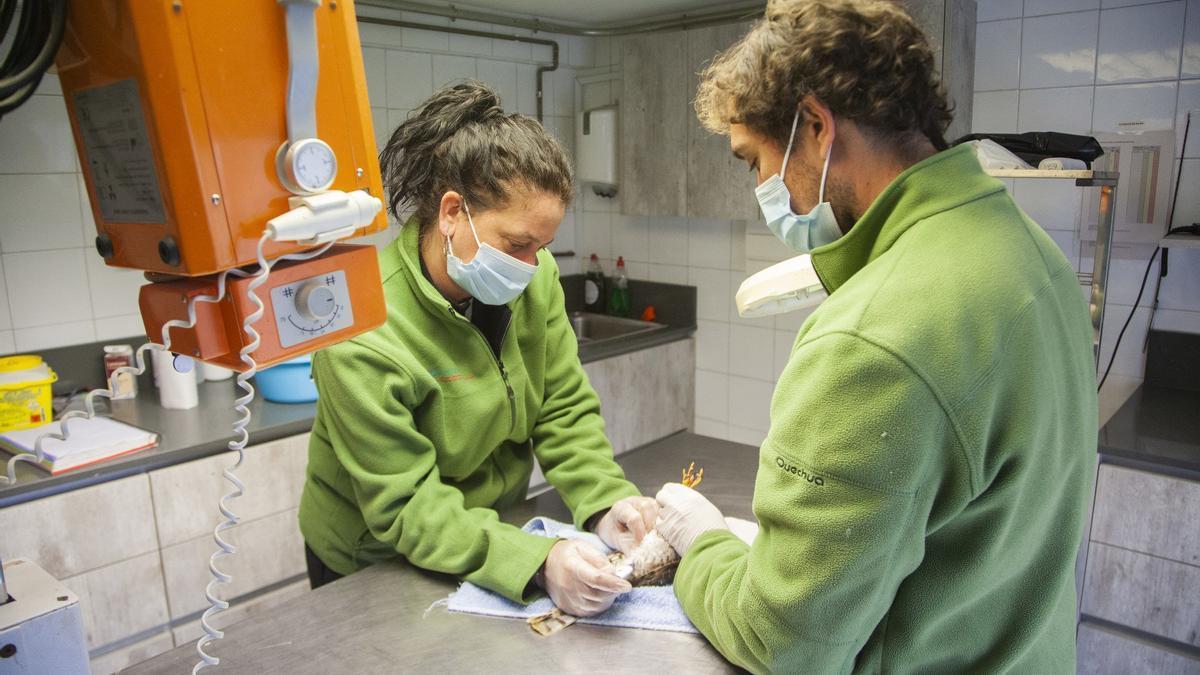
[
  {"xmin": 445, "ymin": 202, "xmax": 536, "ymax": 306},
  {"xmin": 755, "ymin": 110, "xmax": 842, "ymax": 253}
]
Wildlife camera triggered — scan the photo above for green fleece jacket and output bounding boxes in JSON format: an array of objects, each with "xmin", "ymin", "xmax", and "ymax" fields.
[
  {"xmin": 298, "ymin": 222, "xmax": 640, "ymax": 602},
  {"xmin": 675, "ymin": 145, "xmax": 1098, "ymax": 673}
]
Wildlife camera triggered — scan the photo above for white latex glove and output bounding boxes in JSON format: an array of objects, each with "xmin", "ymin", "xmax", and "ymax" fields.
[
  {"xmin": 594, "ymin": 496, "xmax": 659, "ymax": 554},
  {"xmin": 655, "ymin": 482, "xmax": 729, "ymax": 556},
  {"xmin": 537, "ymin": 539, "xmax": 632, "ymax": 616}
]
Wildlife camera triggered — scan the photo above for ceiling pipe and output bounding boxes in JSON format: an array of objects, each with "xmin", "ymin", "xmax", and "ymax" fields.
[
  {"xmin": 356, "ymin": 0, "xmax": 764, "ymax": 36},
  {"xmin": 357, "ymin": 15, "xmax": 559, "ymax": 122}
]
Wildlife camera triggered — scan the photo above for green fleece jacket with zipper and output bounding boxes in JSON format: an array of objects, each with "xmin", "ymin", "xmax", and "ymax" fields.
[
  {"xmin": 298, "ymin": 222, "xmax": 641, "ymax": 603},
  {"xmin": 674, "ymin": 145, "xmax": 1098, "ymax": 673}
]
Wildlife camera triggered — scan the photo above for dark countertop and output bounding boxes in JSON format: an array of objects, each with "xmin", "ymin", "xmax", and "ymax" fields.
[
  {"xmin": 126, "ymin": 432, "xmax": 756, "ymax": 675},
  {"xmin": 0, "ymin": 325, "xmax": 695, "ymax": 509},
  {"xmin": 1097, "ymin": 384, "xmax": 1200, "ymax": 481}
]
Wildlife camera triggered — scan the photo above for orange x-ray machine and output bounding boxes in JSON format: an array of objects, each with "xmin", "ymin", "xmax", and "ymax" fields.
[
  {"xmin": 3, "ymin": 1, "xmax": 389, "ymax": 671},
  {"xmin": 58, "ymin": 0, "xmax": 388, "ymax": 369}
]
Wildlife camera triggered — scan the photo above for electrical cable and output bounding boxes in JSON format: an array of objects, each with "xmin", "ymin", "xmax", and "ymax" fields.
[
  {"xmin": 0, "ymin": 0, "xmax": 68, "ymax": 118},
  {"xmin": 1096, "ymin": 111, "xmax": 1194, "ymax": 391},
  {"xmin": 192, "ymin": 234, "xmax": 337, "ymax": 673}
]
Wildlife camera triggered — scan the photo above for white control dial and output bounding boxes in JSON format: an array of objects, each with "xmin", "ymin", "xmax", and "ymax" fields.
[
  {"xmin": 269, "ymin": 270, "xmax": 356, "ymax": 348},
  {"xmin": 277, "ymin": 138, "xmax": 337, "ymax": 194},
  {"xmin": 295, "ymin": 281, "xmax": 336, "ymax": 321}
]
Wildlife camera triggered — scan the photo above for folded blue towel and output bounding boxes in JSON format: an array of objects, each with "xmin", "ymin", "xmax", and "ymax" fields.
[{"xmin": 444, "ymin": 517, "xmax": 698, "ymax": 634}]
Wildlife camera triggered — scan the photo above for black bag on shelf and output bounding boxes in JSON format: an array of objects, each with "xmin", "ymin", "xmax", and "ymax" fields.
[{"xmin": 952, "ymin": 132, "xmax": 1105, "ymax": 167}]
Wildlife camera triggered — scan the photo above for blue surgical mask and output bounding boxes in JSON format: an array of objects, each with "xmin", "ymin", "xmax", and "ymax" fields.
[
  {"xmin": 755, "ymin": 111, "xmax": 842, "ymax": 252},
  {"xmin": 445, "ymin": 202, "xmax": 537, "ymax": 306}
]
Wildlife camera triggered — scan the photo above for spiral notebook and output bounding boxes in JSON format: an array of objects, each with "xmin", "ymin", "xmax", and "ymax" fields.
[{"xmin": 0, "ymin": 417, "xmax": 159, "ymax": 475}]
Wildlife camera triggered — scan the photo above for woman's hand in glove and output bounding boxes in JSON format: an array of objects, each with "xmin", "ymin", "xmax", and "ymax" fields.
[
  {"xmin": 537, "ymin": 539, "xmax": 632, "ymax": 616},
  {"xmin": 595, "ymin": 496, "xmax": 659, "ymax": 554}
]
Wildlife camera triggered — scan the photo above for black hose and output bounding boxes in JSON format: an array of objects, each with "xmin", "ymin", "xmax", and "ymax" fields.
[
  {"xmin": 0, "ymin": 0, "xmax": 19, "ymax": 48},
  {"xmin": 0, "ymin": 0, "xmax": 68, "ymax": 118}
]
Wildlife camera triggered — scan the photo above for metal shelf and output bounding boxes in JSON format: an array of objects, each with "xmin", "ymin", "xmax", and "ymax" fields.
[{"xmin": 1160, "ymin": 234, "xmax": 1200, "ymax": 250}]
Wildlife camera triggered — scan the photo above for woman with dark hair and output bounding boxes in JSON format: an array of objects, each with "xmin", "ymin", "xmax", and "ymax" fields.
[{"xmin": 298, "ymin": 81, "xmax": 654, "ymax": 617}]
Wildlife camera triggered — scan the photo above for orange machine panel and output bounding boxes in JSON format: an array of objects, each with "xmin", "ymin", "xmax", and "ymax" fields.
[
  {"xmin": 139, "ymin": 244, "xmax": 386, "ymax": 371},
  {"xmin": 54, "ymin": 0, "xmax": 386, "ymax": 277}
]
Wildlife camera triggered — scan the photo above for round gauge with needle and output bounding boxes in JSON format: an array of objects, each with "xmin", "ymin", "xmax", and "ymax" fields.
[{"xmin": 277, "ymin": 138, "xmax": 337, "ymax": 194}]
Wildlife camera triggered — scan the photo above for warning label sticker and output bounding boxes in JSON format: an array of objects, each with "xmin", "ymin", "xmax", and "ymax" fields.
[{"xmin": 72, "ymin": 79, "xmax": 166, "ymax": 224}]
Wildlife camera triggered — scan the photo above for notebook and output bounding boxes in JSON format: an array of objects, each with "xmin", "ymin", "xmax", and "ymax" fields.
[{"xmin": 0, "ymin": 417, "xmax": 160, "ymax": 475}]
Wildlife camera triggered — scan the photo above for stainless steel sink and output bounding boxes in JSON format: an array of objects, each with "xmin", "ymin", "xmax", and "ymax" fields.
[{"xmin": 569, "ymin": 311, "xmax": 665, "ymax": 344}]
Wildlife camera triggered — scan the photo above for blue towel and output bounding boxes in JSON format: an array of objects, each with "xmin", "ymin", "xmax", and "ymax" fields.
[{"xmin": 444, "ymin": 517, "xmax": 698, "ymax": 634}]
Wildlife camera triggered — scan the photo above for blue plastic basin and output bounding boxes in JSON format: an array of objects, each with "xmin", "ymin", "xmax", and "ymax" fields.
[{"xmin": 255, "ymin": 354, "xmax": 317, "ymax": 404}]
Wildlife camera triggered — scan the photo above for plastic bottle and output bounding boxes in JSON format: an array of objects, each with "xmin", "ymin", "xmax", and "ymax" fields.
[
  {"xmin": 608, "ymin": 256, "xmax": 631, "ymax": 317},
  {"xmin": 584, "ymin": 254, "xmax": 607, "ymax": 313}
]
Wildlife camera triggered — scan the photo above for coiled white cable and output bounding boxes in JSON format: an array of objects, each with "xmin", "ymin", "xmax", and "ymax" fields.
[{"xmin": 192, "ymin": 233, "xmax": 337, "ymax": 673}]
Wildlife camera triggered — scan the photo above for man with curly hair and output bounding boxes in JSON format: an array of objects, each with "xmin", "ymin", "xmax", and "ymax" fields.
[{"xmin": 653, "ymin": 1, "xmax": 1098, "ymax": 672}]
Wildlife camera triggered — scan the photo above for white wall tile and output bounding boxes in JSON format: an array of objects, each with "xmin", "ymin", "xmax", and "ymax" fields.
[
  {"xmin": 1018, "ymin": 86, "xmax": 1096, "ymax": 133},
  {"xmin": 386, "ymin": 51, "xmax": 433, "ymax": 110},
  {"xmin": 774, "ymin": 304, "xmax": 820, "ymax": 332},
  {"xmin": 515, "ymin": 64, "xmax": 540, "ymax": 117},
  {"xmin": 1021, "ymin": 12, "xmax": 1098, "ymax": 89},
  {"xmin": 14, "ymin": 320, "xmax": 95, "ymax": 351},
  {"xmin": 0, "ymin": 173, "xmax": 84, "ymax": 252},
  {"xmin": 579, "ymin": 210, "xmax": 611, "ymax": 259},
  {"xmin": 774, "ymin": 329, "xmax": 796, "ymax": 380},
  {"xmin": 371, "ymin": 107, "xmax": 390, "ymax": 153},
  {"xmin": 95, "ymin": 314, "xmax": 144, "ymax": 341},
  {"xmin": 432, "ymin": 54, "xmax": 478, "ymax": 87},
  {"xmin": 730, "ymin": 219, "xmax": 747, "ymax": 271},
  {"xmin": 551, "ymin": 68, "xmax": 578, "ymax": 117},
  {"xmin": 690, "ymin": 267, "xmax": 732, "ymax": 321},
  {"xmin": 363, "ymin": 47, "xmax": 387, "ymax": 108},
  {"xmin": 448, "ymin": 20, "xmax": 494, "ymax": 57},
  {"xmin": 476, "ymin": 60, "xmax": 519, "ymax": 111},
  {"xmin": 1177, "ymin": 81, "xmax": 1200, "ymax": 158},
  {"xmin": 1185, "ymin": 0, "xmax": 1200, "ymax": 77},
  {"xmin": 695, "ymin": 319, "xmax": 730, "ymax": 373},
  {"xmin": 692, "ymin": 417, "xmax": 728, "ymax": 440},
  {"xmin": 694, "ymin": 369, "xmax": 729, "ymax": 422},
  {"xmin": 357, "ymin": 22, "xmax": 405, "ymax": 50},
  {"xmin": 647, "ymin": 216, "xmax": 690, "ymax": 266},
  {"xmin": 648, "ymin": 263, "xmax": 689, "ymax": 285},
  {"xmin": 1025, "ymin": 0, "xmax": 1100, "ymax": 15},
  {"xmin": 403, "ymin": 25, "xmax": 450, "ymax": 52},
  {"xmin": 0, "ymin": 330, "xmax": 14, "ymax": 354},
  {"xmin": 728, "ymin": 325, "xmax": 775, "ymax": 382},
  {"xmin": 687, "ymin": 218, "xmax": 733, "ymax": 270},
  {"xmin": 1097, "ymin": 2, "xmax": 1186, "ymax": 84},
  {"xmin": 973, "ymin": 90, "xmax": 1021, "ymax": 132},
  {"xmin": 85, "ymin": 254, "xmax": 144, "ymax": 318},
  {"xmin": 0, "ymin": 95, "xmax": 76, "ymax": 174},
  {"xmin": 73, "ymin": 177, "xmax": 93, "ymax": 243},
  {"xmin": 1092, "ymin": 82, "xmax": 1178, "ymax": 133},
  {"xmin": 979, "ymin": 0, "xmax": 1025, "ymax": 21},
  {"xmin": 493, "ymin": 32, "xmax": 534, "ymax": 61},
  {"xmin": 1103, "ymin": 0, "xmax": 1170, "ymax": 7},
  {"xmin": 4, "ymin": 248, "xmax": 91, "ymax": 328},
  {"xmin": 611, "ymin": 214, "xmax": 650, "ymax": 263},
  {"xmin": 728, "ymin": 375, "xmax": 773, "ymax": 431},
  {"xmin": 975, "ymin": 20, "xmax": 1023, "ymax": 91}
]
